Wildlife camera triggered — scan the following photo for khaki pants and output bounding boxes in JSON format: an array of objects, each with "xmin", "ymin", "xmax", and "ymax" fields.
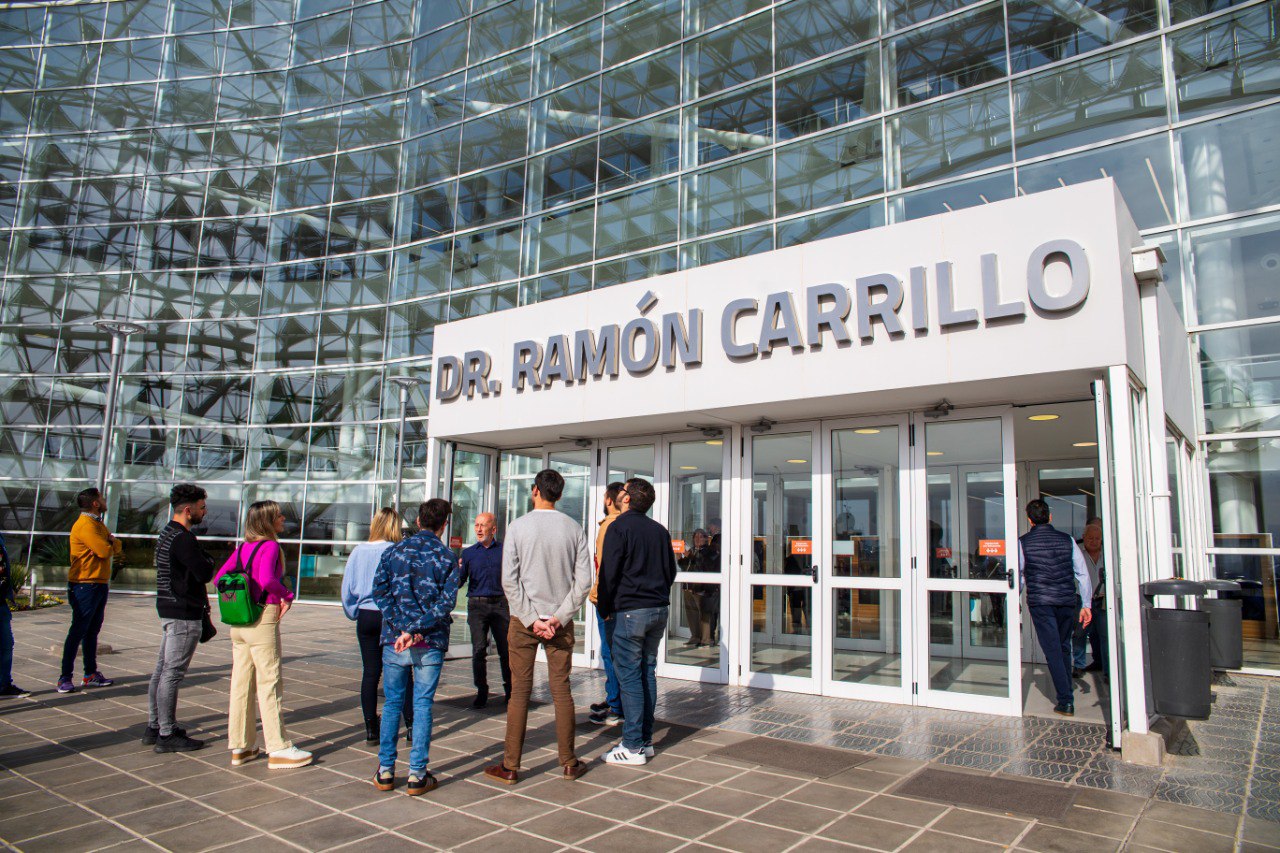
[
  {"xmin": 503, "ymin": 617, "xmax": 576, "ymax": 771},
  {"xmin": 227, "ymin": 605, "xmax": 291, "ymax": 753}
]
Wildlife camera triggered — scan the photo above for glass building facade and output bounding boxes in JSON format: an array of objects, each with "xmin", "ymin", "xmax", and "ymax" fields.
[{"xmin": 0, "ymin": 0, "xmax": 1277, "ymax": 664}]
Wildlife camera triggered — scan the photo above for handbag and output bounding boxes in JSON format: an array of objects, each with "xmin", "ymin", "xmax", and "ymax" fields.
[
  {"xmin": 200, "ymin": 604, "xmax": 217, "ymax": 643},
  {"xmin": 216, "ymin": 541, "xmax": 267, "ymax": 626}
]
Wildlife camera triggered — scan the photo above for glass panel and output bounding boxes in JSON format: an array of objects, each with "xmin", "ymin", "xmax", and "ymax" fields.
[
  {"xmin": 777, "ymin": 0, "xmax": 878, "ymax": 69},
  {"xmin": 775, "ymin": 48, "xmax": 881, "ymax": 140},
  {"xmin": 1190, "ymin": 212, "xmax": 1280, "ymax": 328},
  {"xmin": 1016, "ymin": 136, "xmax": 1175, "ymax": 229},
  {"xmin": 1172, "ymin": 6, "xmax": 1280, "ymax": 119},
  {"xmin": 1036, "ymin": 467, "xmax": 1098, "ymax": 540},
  {"xmin": 895, "ymin": 88, "xmax": 1011, "ymax": 189},
  {"xmin": 832, "ymin": 426, "xmax": 900, "ymax": 578},
  {"xmin": 448, "ymin": 450, "xmax": 491, "ymax": 554},
  {"xmin": 666, "ymin": 581, "xmax": 722, "ymax": 668},
  {"xmin": 751, "ymin": 585, "xmax": 812, "ymax": 677},
  {"xmin": 669, "ymin": 439, "xmax": 724, "ymax": 574},
  {"xmin": 776, "ymin": 124, "xmax": 884, "ymax": 216},
  {"xmin": 607, "ymin": 444, "xmax": 654, "ymax": 482},
  {"xmin": 892, "ymin": 6, "xmax": 1007, "ymax": 108},
  {"xmin": 549, "ymin": 448, "xmax": 591, "ymax": 656},
  {"xmin": 1180, "ymin": 105, "xmax": 1280, "ymax": 221},
  {"xmin": 1207, "ymin": 438, "xmax": 1280, "ymax": 547},
  {"xmin": 925, "ymin": 419, "xmax": 1006, "ymax": 581},
  {"xmin": 1212, "ymin": 553, "xmax": 1279, "ymax": 670},
  {"xmin": 778, "ymin": 200, "xmax": 886, "ymax": 247},
  {"xmin": 832, "ymin": 588, "xmax": 901, "ymax": 686},
  {"xmin": 496, "ymin": 450, "xmax": 540, "ymax": 539},
  {"xmin": 1198, "ymin": 324, "xmax": 1280, "ymax": 434},
  {"xmin": 752, "ymin": 432, "xmax": 813, "ymax": 575},
  {"xmin": 928, "ymin": 592, "xmax": 1010, "ymax": 696},
  {"xmin": 688, "ymin": 82, "xmax": 773, "ymax": 165},
  {"xmin": 1166, "ymin": 442, "xmax": 1183, "ymax": 549},
  {"xmin": 1006, "ymin": 0, "xmax": 1158, "ymax": 73},
  {"xmin": 896, "ymin": 171, "xmax": 1015, "ymax": 222},
  {"xmin": 686, "ymin": 155, "xmax": 772, "ymax": 237}
]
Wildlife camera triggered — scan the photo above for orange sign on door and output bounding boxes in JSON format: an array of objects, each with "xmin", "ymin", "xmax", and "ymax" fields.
[
  {"xmin": 935, "ymin": 547, "xmax": 953, "ymax": 560},
  {"xmin": 790, "ymin": 540, "xmax": 813, "ymax": 556},
  {"xmin": 449, "ymin": 536, "xmax": 463, "ymax": 549},
  {"xmin": 978, "ymin": 539, "xmax": 1006, "ymax": 557},
  {"xmin": 671, "ymin": 539, "xmax": 686, "ymax": 555}
]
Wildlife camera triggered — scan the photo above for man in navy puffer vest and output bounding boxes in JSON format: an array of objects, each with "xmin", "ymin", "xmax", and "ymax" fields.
[{"xmin": 1019, "ymin": 499, "xmax": 1093, "ymax": 716}]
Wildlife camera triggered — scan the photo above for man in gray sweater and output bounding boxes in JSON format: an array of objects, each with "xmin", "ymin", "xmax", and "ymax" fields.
[{"xmin": 484, "ymin": 469, "xmax": 593, "ymax": 785}]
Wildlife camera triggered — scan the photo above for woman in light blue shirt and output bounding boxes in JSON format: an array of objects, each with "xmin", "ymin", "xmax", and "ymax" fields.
[{"xmin": 342, "ymin": 508, "xmax": 412, "ymax": 743}]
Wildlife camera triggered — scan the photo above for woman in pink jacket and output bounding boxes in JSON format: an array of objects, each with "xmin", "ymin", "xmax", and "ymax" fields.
[{"xmin": 214, "ymin": 500, "xmax": 311, "ymax": 770}]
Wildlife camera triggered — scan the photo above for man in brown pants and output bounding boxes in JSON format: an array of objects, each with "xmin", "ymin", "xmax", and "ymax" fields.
[{"xmin": 483, "ymin": 469, "xmax": 593, "ymax": 784}]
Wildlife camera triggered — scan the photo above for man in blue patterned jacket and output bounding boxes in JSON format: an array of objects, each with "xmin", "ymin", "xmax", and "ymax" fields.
[{"xmin": 371, "ymin": 498, "xmax": 458, "ymax": 796}]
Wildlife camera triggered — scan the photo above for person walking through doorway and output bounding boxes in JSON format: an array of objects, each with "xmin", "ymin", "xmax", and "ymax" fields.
[
  {"xmin": 60, "ymin": 488, "xmax": 122, "ymax": 693},
  {"xmin": 458, "ymin": 512, "xmax": 511, "ymax": 709},
  {"xmin": 1076, "ymin": 521, "xmax": 1108, "ymax": 675},
  {"xmin": 589, "ymin": 482, "xmax": 625, "ymax": 727},
  {"xmin": 147, "ymin": 484, "xmax": 215, "ymax": 753},
  {"xmin": 341, "ymin": 507, "xmax": 413, "ymax": 744},
  {"xmin": 484, "ymin": 469, "xmax": 593, "ymax": 785},
  {"xmin": 370, "ymin": 499, "xmax": 459, "ymax": 796},
  {"xmin": 1019, "ymin": 499, "xmax": 1093, "ymax": 716},
  {"xmin": 597, "ymin": 478, "xmax": 679, "ymax": 766}
]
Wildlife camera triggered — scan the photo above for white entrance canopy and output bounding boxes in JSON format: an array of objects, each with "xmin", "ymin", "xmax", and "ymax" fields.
[{"xmin": 429, "ymin": 179, "xmax": 1187, "ymax": 446}]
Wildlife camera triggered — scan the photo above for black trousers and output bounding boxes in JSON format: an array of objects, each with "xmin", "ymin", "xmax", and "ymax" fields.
[
  {"xmin": 1030, "ymin": 604, "xmax": 1076, "ymax": 707},
  {"xmin": 355, "ymin": 609, "xmax": 412, "ymax": 726},
  {"xmin": 467, "ymin": 596, "xmax": 512, "ymax": 694}
]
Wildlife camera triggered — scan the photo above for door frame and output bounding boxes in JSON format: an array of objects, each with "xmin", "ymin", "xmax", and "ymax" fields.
[
  {"xmin": 910, "ymin": 407, "xmax": 1023, "ymax": 716},
  {"xmin": 737, "ymin": 423, "xmax": 824, "ymax": 694},
  {"xmin": 819, "ymin": 414, "xmax": 913, "ymax": 705}
]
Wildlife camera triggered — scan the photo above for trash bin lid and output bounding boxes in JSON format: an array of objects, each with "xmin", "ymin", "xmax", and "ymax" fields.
[
  {"xmin": 1203, "ymin": 579, "xmax": 1241, "ymax": 592},
  {"xmin": 1142, "ymin": 578, "xmax": 1206, "ymax": 596}
]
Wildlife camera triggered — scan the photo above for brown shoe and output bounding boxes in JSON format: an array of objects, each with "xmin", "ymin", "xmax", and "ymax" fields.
[
  {"xmin": 563, "ymin": 759, "xmax": 588, "ymax": 781},
  {"xmin": 483, "ymin": 763, "xmax": 519, "ymax": 785}
]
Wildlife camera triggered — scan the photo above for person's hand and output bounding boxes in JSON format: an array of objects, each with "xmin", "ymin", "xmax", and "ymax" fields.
[
  {"xmin": 1079, "ymin": 607, "xmax": 1092, "ymax": 628},
  {"xmin": 394, "ymin": 631, "xmax": 414, "ymax": 652},
  {"xmin": 278, "ymin": 599, "xmax": 291, "ymax": 618},
  {"xmin": 412, "ymin": 633, "xmax": 424, "ymax": 645},
  {"xmin": 531, "ymin": 619, "xmax": 554, "ymax": 640},
  {"xmin": 546, "ymin": 616, "xmax": 562, "ymax": 633}
]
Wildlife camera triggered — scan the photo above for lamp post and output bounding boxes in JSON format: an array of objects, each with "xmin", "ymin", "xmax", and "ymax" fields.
[
  {"xmin": 388, "ymin": 375, "xmax": 426, "ymax": 515},
  {"xmin": 92, "ymin": 319, "xmax": 146, "ymax": 497}
]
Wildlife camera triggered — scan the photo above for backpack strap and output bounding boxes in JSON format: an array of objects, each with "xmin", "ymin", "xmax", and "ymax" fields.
[{"xmin": 235, "ymin": 541, "xmax": 269, "ymax": 604}]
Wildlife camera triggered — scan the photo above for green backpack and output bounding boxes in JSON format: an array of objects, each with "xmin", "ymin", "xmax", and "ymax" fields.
[{"xmin": 216, "ymin": 542, "xmax": 266, "ymax": 626}]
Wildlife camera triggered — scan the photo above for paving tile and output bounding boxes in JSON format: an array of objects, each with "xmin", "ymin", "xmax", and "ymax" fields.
[
  {"xmin": 784, "ymin": 781, "xmax": 873, "ymax": 812},
  {"xmin": 749, "ymin": 799, "xmax": 840, "ymax": 833},
  {"xmin": 1016, "ymin": 824, "xmax": 1121, "ymax": 853},
  {"xmin": 232, "ymin": 797, "xmax": 335, "ymax": 831},
  {"xmin": 856, "ymin": 793, "xmax": 949, "ymax": 825},
  {"xmin": 1040, "ymin": 803, "xmax": 1137, "ymax": 838},
  {"xmin": 1243, "ymin": 816, "xmax": 1280, "ymax": 849},
  {"xmin": 902, "ymin": 830, "xmax": 1005, "ymax": 852},
  {"xmin": 326, "ymin": 832, "xmax": 432, "ymax": 852},
  {"xmin": 576, "ymin": 824, "xmax": 684, "ymax": 853},
  {"xmin": 278, "ymin": 814, "xmax": 381, "ymax": 851},
  {"xmin": 14, "ymin": 820, "xmax": 136, "ymax": 852},
  {"xmin": 145, "ymin": 815, "xmax": 261, "ymax": 852},
  {"xmin": 518, "ymin": 806, "xmax": 615, "ymax": 843},
  {"xmin": 819, "ymin": 812, "xmax": 920, "ymax": 851},
  {"xmin": 112, "ymin": 800, "xmax": 218, "ymax": 835},
  {"xmin": 681, "ymin": 786, "xmax": 771, "ymax": 816},
  {"xmin": 823, "ymin": 767, "xmax": 904, "ymax": 792},
  {"xmin": 720, "ymin": 769, "xmax": 808, "ymax": 797},
  {"xmin": 1129, "ymin": 815, "xmax": 1236, "ymax": 853},
  {"xmin": 931, "ymin": 808, "xmax": 1029, "ymax": 844},
  {"xmin": 572, "ymin": 789, "xmax": 666, "ymax": 821},
  {"xmin": 451, "ymin": 828, "xmax": 562, "ymax": 853},
  {"xmin": 199, "ymin": 781, "xmax": 292, "ymax": 813},
  {"xmin": 700, "ymin": 819, "xmax": 806, "ymax": 853},
  {"xmin": 400, "ymin": 810, "xmax": 503, "ymax": 849},
  {"xmin": 464, "ymin": 792, "xmax": 553, "ymax": 825},
  {"xmin": 1141, "ymin": 799, "xmax": 1241, "ymax": 836},
  {"xmin": 633, "ymin": 804, "xmax": 733, "ymax": 838},
  {"xmin": 621, "ymin": 773, "xmax": 703, "ymax": 802}
]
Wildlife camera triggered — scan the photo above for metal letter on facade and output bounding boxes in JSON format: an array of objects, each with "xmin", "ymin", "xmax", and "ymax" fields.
[
  {"xmin": 854, "ymin": 274, "xmax": 905, "ymax": 340},
  {"xmin": 721, "ymin": 298, "xmax": 759, "ymax": 359},
  {"xmin": 512, "ymin": 340, "xmax": 543, "ymax": 392},
  {"xmin": 573, "ymin": 326, "xmax": 620, "ymax": 381},
  {"xmin": 621, "ymin": 317, "xmax": 659, "ymax": 373},
  {"xmin": 934, "ymin": 261, "xmax": 979, "ymax": 328},
  {"xmin": 434, "ymin": 355, "xmax": 463, "ymax": 400},
  {"xmin": 1026, "ymin": 239, "xmax": 1090, "ymax": 313},
  {"xmin": 980, "ymin": 253, "xmax": 1025, "ymax": 321},
  {"xmin": 805, "ymin": 283, "xmax": 852, "ymax": 349},
  {"xmin": 661, "ymin": 310, "xmax": 703, "ymax": 369},
  {"xmin": 758, "ymin": 291, "xmax": 805, "ymax": 353}
]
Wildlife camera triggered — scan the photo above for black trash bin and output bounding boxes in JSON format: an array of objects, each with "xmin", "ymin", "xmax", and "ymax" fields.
[
  {"xmin": 1142, "ymin": 579, "xmax": 1211, "ymax": 720},
  {"xmin": 1203, "ymin": 580, "xmax": 1243, "ymax": 670}
]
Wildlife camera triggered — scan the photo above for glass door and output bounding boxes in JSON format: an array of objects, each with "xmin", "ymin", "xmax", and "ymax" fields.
[
  {"xmin": 593, "ymin": 440, "xmax": 659, "ymax": 667},
  {"xmin": 446, "ymin": 445, "xmax": 496, "ymax": 554},
  {"xmin": 821, "ymin": 417, "xmax": 911, "ymax": 703},
  {"xmin": 914, "ymin": 413, "xmax": 1022, "ymax": 715},
  {"xmin": 545, "ymin": 444, "xmax": 595, "ymax": 666},
  {"xmin": 742, "ymin": 427, "xmax": 821, "ymax": 692},
  {"xmin": 660, "ymin": 432, "xmax": 730, "ymax": 683}
]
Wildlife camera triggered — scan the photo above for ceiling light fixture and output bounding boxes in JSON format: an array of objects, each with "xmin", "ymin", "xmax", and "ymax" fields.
[
  {"xmin": 927, "ymin": 451, "xmax": 943, "ymax": 457},
  {"xmin": 1028, "ymin": 414, "xmax": 1059, "ymax": 421},
  {"xmin": 854, "ymin": 428, "xmax": 881, "ymax": 435},
  {"xmin": 679, "ymin": 465, "xmax": 697, "ymax": 470},
  {"xmin": 786, "ymin": 458, "xmax": 808, "ymax": 464},
  {"xmin": 1073, "ymin": 441, "xmax": 1098, "ymax": 447},
  {"xmin": 706, "ymin": 439, "xmax": 723, "ymax": 446}
]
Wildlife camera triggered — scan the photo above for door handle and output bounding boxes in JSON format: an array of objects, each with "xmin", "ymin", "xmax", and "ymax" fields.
[
  {"xmin": 811, "ymin": 565, "xmax": 819, "ymax": 583},
  {"xmin": 1008, "ymin": 569, "xmax": 1015, "ymax": 590}
]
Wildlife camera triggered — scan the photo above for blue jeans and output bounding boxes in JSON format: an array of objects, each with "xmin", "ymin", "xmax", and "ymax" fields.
[
  {"xmin": 0, "ymin": 599, "xmax": 12, "ymax": 689},
  {"xmin": 378, "ymin": 645, "xmax": 443, "ymax": 775},
  {"xmin": 1030, "ymin": 604, "xmax": 1075, "ymax": 707},
  {"xmin": 61, "ymin": 583, "xmax": 109, "ymax": 681},
  {"xmin": 596, "ymin": 610, "xmax": 622, "ymax": 714},
  {"xmin": 609, "ymin": 606, "xmax": 668, "ymax": 751}
]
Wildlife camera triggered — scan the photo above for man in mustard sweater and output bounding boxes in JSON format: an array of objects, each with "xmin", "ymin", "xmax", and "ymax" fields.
[{"xmin": 60, "ymin": 488, "xmax": 122, "ymax": 693}]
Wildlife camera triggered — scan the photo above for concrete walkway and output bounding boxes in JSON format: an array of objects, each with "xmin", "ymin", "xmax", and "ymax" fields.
[{"xmin": 1, "ymin": 597, "xmax": 1277, "ymax": 852}]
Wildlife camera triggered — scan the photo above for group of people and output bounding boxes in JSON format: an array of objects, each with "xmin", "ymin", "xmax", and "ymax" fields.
[{"xmin": 23, "ymin": 469, "xmax": 680, "ymax": 795}]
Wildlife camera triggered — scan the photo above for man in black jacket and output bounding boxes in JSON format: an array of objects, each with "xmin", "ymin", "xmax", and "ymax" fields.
[
  {"xmin": 597, "ymin": 478, "xmax": 677, "ymax": 767},
  {"xmin": 147, "ymin": 484, "xmax": 215, "ymax": 752}
]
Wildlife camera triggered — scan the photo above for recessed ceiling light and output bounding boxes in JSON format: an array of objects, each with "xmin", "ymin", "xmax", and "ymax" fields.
[
  {"xmin": 706, "ymin": 439, "xmax": 723, "ymax": 446},
  {"xmin": 786, "ymin": 458, "xmax": 808, "ymax": 464},
  {"xmin": 1073, "ymin": 441, "xmax": 1097, "ymax": 448},
  {"xmin": 927, "ymin": 451, "xmax": 944, "ymax": 456},
  {"xmin": 854, "ymin": 428, "xmax": 881, "ymax": 435},
  {"xmin": 1028, "ymin": 414, "xmax": 1059, "ymax": 421},
  {"xmin": 679, "ymin": 465, "xmax": 697, "ymax": 470}
]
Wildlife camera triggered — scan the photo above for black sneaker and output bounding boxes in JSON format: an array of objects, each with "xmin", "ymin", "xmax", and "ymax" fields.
[
  {"xmin": 1053, "ymin": 702, "xmax": 1075, "ymax": 717},
  {"xmin": 142, "ymin": 725, "xmax": 186, "ymax": 746},
  {"xmin": 374, "ymin": 767, "xmax": 394, "ymax": 792},
  {"xmin": 589, "ymin": 701, "xmax": 610, "ymax": 714},
  {"xmin": 406, "ymin": 771, "xmax": 437, "ymax": 796},
  {"xmin": 0, "ymin": 684, "xmax": 30, "ymax": 699},
  {"xmin": 154, "ymin": 732, "xmax": 205, "ymax": 753},
  {"xmin": 471, "ymin": 690, "xmax": 489, "ymax": 709},
  {"xmin": 405, "ymin": 724, "xmax": 413, "ymax": 745}
]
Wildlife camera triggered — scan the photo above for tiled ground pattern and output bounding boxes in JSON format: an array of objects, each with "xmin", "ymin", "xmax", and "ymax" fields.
[{"xmin": 0, "ymin": 597, "xmax": 1277, "ymax": 852}]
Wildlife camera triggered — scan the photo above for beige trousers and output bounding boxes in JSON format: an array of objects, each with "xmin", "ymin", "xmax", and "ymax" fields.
[{"xmin": 227, "ymin": 605, "xmax": 291, "ymax": 753}]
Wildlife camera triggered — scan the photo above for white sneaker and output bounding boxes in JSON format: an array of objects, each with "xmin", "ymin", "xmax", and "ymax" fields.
[
  {"xmin": 230, "ymin": 748, "xmax": 259, "ymax": 766},
  {"xmin": 603, "ymin": 744, "xmax": 647, "ymax": 766},
  {"xmin": 267, "ymin": 746, "xmax": 313, "ymax": 770}
]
